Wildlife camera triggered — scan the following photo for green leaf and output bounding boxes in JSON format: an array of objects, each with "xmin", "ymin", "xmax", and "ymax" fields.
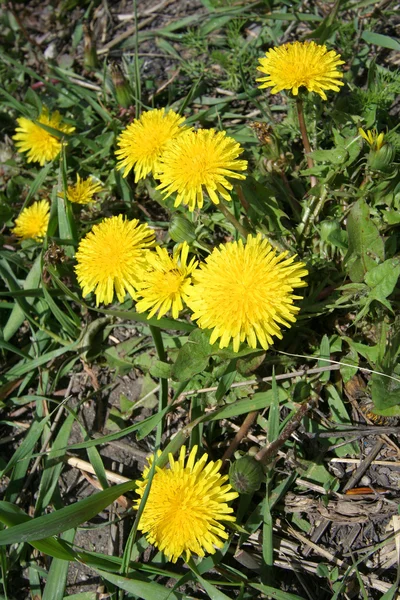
[
  {"xmin": 3, "ymin": 254, "xmax": 42, "ymax": 341},
  {"xmin": 361, "ymin": 31, "xmax": 400, "ymax": 51},
  {"xmin": 35, "ymin": 412, "xmax": 75, "ymax": 515},
  {"xmin": 92, "ymin": 568, "xmax": 186, "ymax": 600},
  {"xmin": 187, "ymin": 559, "xmax": 232, "ymax": 600},
  {"xmin": 215, "ymin": 360, "xmax": 237, "ymax": 402},
  {"xmin": 318, "ymin": 335, "xmax": 331, "ymax": 383},
  {"xmin": 42, "ymin": 529, "xmax": 76, "ymax": 600},
  {"xmin": 345, "ymin": 198, "xmax": 384, "ymax": 282},
  {"xmin": 325, "ymin": 384, "xmax": 358, "ymax": 457},
  {"xmin": 0, "ymin": 481, "xmax": 135, "ymax": 545},
  {"xmin": 364, "ymin": 258, "xmax": 400, "ymax": 301},
  {"xmin": 0, "ymin": 502, "xmax": 77, "ymax": 560},
  {"xmin": 171, "ymin": 329, "xmax": 212, "ymax": 381},
  {"xmin": 149, "ymin": 361, "xmax": 172, "ymax": 379},
  {"xmin": 0, "ymin": 414, "xmax": 52, "ymax": 478},
  {"xmin": 309, "ymin": 148, "xmax": 349, "ymax": 165},
  {"xmin": 354, "ymin": 258, "xmax": 400, "ymax": 323},
  {"xmin": 371, "ymin": 374, "xmax": 400, "ymax": 410},
  {"xmin": 340, "ymin": 349, "xmax": 359, "ymax": 383},
  {"xmin": 250, "ymin": 583, "xmax": 307, "ymax": 600}
]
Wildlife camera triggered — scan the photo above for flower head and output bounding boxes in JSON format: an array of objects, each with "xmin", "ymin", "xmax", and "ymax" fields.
[
  {"xmin": 115, "ymin": 108, "xmax": 189, "ymax": 181},
  {"xmin": 156, "ymin": 129, "xmax": 248, "ymax": 211},
  {"xmin": 257, "ymin": 41, "xmax": 345, "ymax": 101},
  {"xmin": 13, "ymin": 108, "xmax": 75, "ymax": 166},
  {"xmin": 359, "ymin": 128, "xmax": 385, "ymax": 151},
  {"xmin": 187, "ymin": 234, "xmax": 308, "ymax": 352},
  {"xmin": 65, "ymin": 174, "xmax": 103, "ymax": 204},
  {"xmin": 135, "ymin": 242, "xmax": 198, "ymax": 319},
  {"xmin": 75, "ymin": 215, "xmax": 155, "ymax": 305},
  {"xmin": 135, "ymin": 445, "xmax": 238, "ymax": 563},
  {"xmin": 12, "ymin": 200, "xmax": 50, "ymax": 241}
]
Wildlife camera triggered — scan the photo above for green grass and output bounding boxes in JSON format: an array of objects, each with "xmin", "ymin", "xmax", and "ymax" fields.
[{"xmin": 1, "ymin": 0, "xmax": 400, "ymax": 598}]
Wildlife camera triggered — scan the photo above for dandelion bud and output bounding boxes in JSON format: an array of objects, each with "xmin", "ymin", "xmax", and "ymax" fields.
[
  {"xmin": 111, "ymin": 63, "xmax": 132, "ymax": 109},
  {"xmin": 169, "ymin": 214, "xmax": 196, "ymax": 243},
  {"xmin": 229, "ymin": 455, "xmax": 264, "ymax": 494},
  {"xmin": 83, "ymin": 23, "xmax": 98, "ymax": 70},
  {"xmin": 367, "ymin": 143, "xmax": 396, "ymax": 173}
]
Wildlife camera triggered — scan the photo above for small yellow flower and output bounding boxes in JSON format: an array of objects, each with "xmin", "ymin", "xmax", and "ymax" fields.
[
  {"xmin": 13, "ymin": 108, "xmax": 75, "ymax": 166},
  {"xmin": 187, "ymin": 234, "xmax": 308, "ymax": 353},
  {"xmin": 75, "ymin": 215, "xmax": 155, "ymax": 306},
  {"xmin": 135, "ymin": 445, "xmax": 238, "ymax": 563},
  {"xmin": 12, "ymin": 200, "xmax": 50, "ymax": 241},
  {"xmin": 115, "ymin": 108, "xmax": 189, "ymax": 181},
  {"xmin": 65, "ymin": 174, "xmax": 103, "ymax": 205},
  {"xmin": 359, "ymin": 128, "xmax": 385, "ymax": 151},
  {"xmin": 135, "ymin": 242, "xmax": 198, "ymax": 319},
  {"xmin": 156, "ymin": 129, "xmax": 248, "ymax": 211},
  {"xmin": 257, "ymin": 41, "xmax": 345, "ymax": 100}
]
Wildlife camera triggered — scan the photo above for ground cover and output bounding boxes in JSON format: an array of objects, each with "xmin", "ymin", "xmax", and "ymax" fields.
[{"xmin": 1, "ymin": 0, "xmax": 400, "ymax": 598}]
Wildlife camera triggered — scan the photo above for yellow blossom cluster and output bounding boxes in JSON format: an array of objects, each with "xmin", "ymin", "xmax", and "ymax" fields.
[
  {"xmin": 10, "ymin": 40, "xmax": 354, "ymax": 567},
  {"xmin": 115, "ymin": 107, "xmax": 248, "ymax": 211}
]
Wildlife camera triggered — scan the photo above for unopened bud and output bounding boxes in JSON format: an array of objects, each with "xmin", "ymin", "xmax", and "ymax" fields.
[
  {"xmin": 169, "ymin": 214, "xmax": 196, "ymax": 243},
  {"xmin": 367, "ymin": 143, "xmax": 396, "ymax": 173},
  {"xmin": 110, "ymin": 63, "xmax": 133, "ymax": 109},
  {"xmin": 83, "ymin": 24, "xmax": 98, "ymax": 70},
  {"xmin": 229, "ymin": 456, "xmax": 264, "ymax": 494}
]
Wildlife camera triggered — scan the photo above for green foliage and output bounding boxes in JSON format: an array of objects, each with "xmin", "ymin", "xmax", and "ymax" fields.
[{"xmin": 1, "ymin": 1, "xmax": 400, "ymax": 598}]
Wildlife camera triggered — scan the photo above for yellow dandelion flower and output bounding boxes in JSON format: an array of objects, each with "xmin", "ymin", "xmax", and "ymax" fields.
[
  {"xmin": 65, "ymin": 174, "xmax": 103, "ymax": 205},
  {"xmin": 75, "ymin": 215, "xmax": 155, "ymax": 306},
  {"xmin": 359, "ymin": 128, "xmax": 385, "ymax": 151},
  {"xmin": 156, "ymin": 129, "xmax": 248, "ymax": 212},
  {"xmin": 186, "ymin": 234, "xmax": 308, "ymax": 353},
  {"xmin": 135, "ymin": 445, "xmax": 238, "ymax": 563},
  {"xmin": 13, "ymin": 108, "xmax": 75, "ymax": 166},
  {"xmin": 135, "ymin": 242, "xmax": 198, "ymax": 319},
  {"xmin": 257, "ymin": 41, "xmax": 345, "ymax": 101},
  {"xmin": 115, "ymin": 108, "xmax": 189, "ymax": 181},
  {"xmin": 12, "ymin": 200, "xmax": 50, "ymax": 241}
]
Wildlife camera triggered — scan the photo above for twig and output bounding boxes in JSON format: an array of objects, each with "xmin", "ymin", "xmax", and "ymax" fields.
[
  {"xmin": 179, "ymin": 364, "xmax": 340, "ymax": 398},
  {"xmin": 255, "ymin": 397, "xmax": 317, "ymax": 465},
  {"xmin": 343, "ymin": 440, "xmax": 384, "ymax": 492},
  {"xmin": 222, "ymin": 411, "xmax": 258, "ymax": 464},
  {"xmin": 66, "ymin": 455, "xmax": 130, "ymax": 485}
]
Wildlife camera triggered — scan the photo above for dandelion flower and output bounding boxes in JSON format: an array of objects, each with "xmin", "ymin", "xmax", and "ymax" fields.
[
  {"xmin": 65, "ymin": 174, "xmax": 103, "ymax": 205},
  {"xmin": 135, "ymin": 445, "xmax": 238, "ymax": 563},
  {"xmin": 135, "ymin": 242, "xmax": 198, "ymax": 319},
  {"xmin": 359, "ymin": 128, "xmax": 385, "ymax": 151},
  {"xmin": 12, "ymin": 200, "xmax": 50, "ymax": 241},
  {"xmin": 187, "ymin": 234, "xmax": 308, "ymax": 352},
  {"xmin": 115, "ymin": 108, "xmax": 189, "ymax": 181},
  {"xmin": 257, "ymin": 41, "xmax": 345, "ymax": 101},
  {"xmin": 13, "ymin": 108, "xmax": 75, "ymax": 166},
  {"xmin": 75, "ymin": 215, "xmax": 155, "ymax": 305},
  {"xmin": 156, "ymin": 129, "xmax": 248, "ymax": 211}
]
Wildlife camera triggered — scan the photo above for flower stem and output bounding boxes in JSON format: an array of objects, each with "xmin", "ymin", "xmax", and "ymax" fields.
[
  {"xmin": 150, "ymin": 325, "xmax": 169, "ymax": 448},
  {"xmin": 296, "ymin": 96, "xmax": 317, "ymax": 188},
  {"xmin": 218, "ymin": 201, "xmax": 251, "ymax": 239},
  {"xmin": 298, "ymin": 184, "xmax": 328, "ymax": 243}
]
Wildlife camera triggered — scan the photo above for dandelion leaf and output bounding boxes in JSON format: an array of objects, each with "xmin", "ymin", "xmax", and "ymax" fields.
[{"xmin": 345, "ymin": 198, "xmax": 384, "ymax": 282}]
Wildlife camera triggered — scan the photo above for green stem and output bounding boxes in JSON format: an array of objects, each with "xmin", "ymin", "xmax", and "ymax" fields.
[
  {"xmin": 218, "ymin": 200, "xmax": 250, "ymax": 239},
  {"xmin": 150, "ymin": 325, "xmax": 168, "ymax": 448},
  {"xmin": 219, "ymin": 198, "xmax": 287, "ymax": 253},
  {"xmin": 298, "ymin": 184, "xmax": 328, "ymax": 243},
  {"xmin": 296, "ymin": 96, "xmax": 317, "ymax": 189}
]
